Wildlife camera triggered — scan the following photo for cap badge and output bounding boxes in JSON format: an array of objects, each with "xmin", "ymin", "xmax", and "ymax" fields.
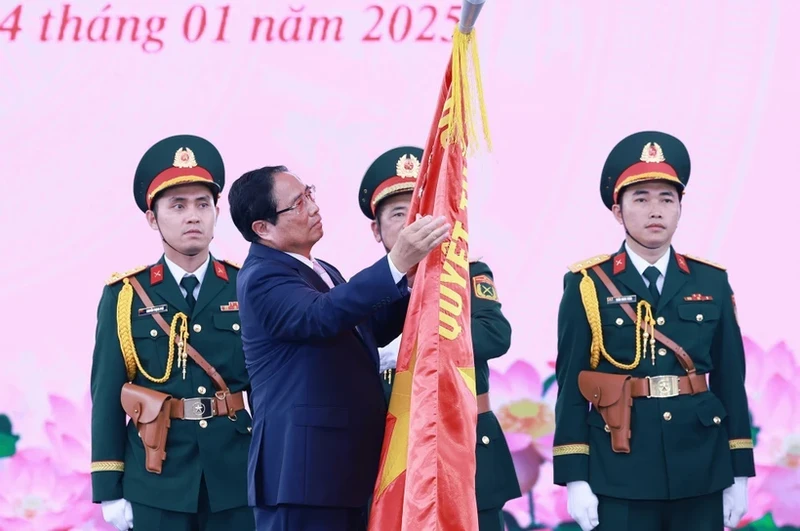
[
  {"xmin": 396, "ymin": 153, "xmax": 421, "ymax": 179},
  {"xmin": 173, "ymin": 147, "xmax": 198, "ymax": 169},
  {"xmin": 640, "ymin": 142, "xmax": 665, "ymax": 163}
]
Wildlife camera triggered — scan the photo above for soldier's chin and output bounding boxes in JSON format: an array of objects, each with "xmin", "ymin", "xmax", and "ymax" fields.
[
  {"xmin": 639, "ymin": 234, "xmax": 670, "ymax": 248},
  {"xmin": 181, "ymin": 243, "xmax": 206, "ymax": 255}
]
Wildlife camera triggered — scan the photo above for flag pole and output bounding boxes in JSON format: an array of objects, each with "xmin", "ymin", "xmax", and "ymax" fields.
[{"xmin": 458, "ymin": 0, "xmax": 486, "ymax": 34}]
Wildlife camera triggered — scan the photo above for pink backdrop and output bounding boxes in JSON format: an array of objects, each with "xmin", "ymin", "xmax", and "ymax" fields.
[{"xmin": 1, "ymin": 1, "xmax": 798, "ymax": 529}]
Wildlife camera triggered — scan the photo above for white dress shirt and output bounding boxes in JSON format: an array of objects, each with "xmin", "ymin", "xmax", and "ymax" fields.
[
  {"xmin": 625, "ymin": 242, "xmax": 670, "ymax": 294},
  {"xmin": 164, "ymin": 255, "xmax": 210, "ymax": 300}
]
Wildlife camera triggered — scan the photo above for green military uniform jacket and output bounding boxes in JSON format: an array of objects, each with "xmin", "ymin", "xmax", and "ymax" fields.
[
  {"xmin": 382, "ymin": 261, "xmax": 521, "ymax": 511},
  {"xmin": 90, "ymin": 255, "xmax": 252, "ymax": 513},
  {"xmin": 553, "ymin": 243, "xmax": 756, "ymax": 500}
]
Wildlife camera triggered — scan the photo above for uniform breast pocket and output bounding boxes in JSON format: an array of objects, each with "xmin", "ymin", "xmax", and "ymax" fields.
[
  {"xmin": 210, "ymin": 312, "xmax": 246, "ymax": 377},
  {"xmin": 599, "ymin": 307, "xmax": 637, "ymax": 362},
  {"xmin": 213, "ymin": 313, "xmax": 241, "ymax": 336},
  {"xmin": 676, "ymin": 303, "xmax": 720, "ymax": 347},
  {"xmin": 130, "ymin": 320, "xmax": 169, "ymax": 376}
]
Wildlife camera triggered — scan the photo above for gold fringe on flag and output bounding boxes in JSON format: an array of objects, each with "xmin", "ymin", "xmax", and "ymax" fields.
[{"xmin": 445, "ymin": 29, "xmax": 491, "ymax": 153}]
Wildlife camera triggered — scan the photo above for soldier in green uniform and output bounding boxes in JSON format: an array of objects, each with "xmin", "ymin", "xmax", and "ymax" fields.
[
  {"xmin": 358, "ymin": 146, "xmax": 521, "ymax": 531},
  {"xmin": 553, "ymin": 131, "xmax": 754, "ymax": 531},
  {"xmin": 90, "ymin": 134, "xmax": 255, "ymax": 531}
]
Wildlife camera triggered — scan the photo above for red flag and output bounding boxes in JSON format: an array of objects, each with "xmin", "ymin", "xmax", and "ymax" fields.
[{"xmin": 368, "ymin": 24, "xmax": 491, "ymax": 531}]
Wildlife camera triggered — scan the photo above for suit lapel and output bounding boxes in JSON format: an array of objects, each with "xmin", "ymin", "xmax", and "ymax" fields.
[
  {"xmin": 150, "ymin": 257, "xmax": 191, "ymax": 315},
  {"xmin": 250, "ymin": 243, "xmax": 332, "ymax": 293},
  {"xmin": 247, "ymin": 244, "xmax": 379, "ymax": 367},
  {"xmin": 192, "ymin": 257, "xmax": 227, "ymax": 318},
  {"xmin": 301, "ymin": 263, "xmax": 331, "ymax": 293},
  {"xmin": 656, "ymin": 250, "xmax": 689, "ymax": 313},
  {"xmin": 319, "ymin": 261, "xmax": 345, "ymax": 286},
  {"xmin": 318, "ymin": 260, "xmax": 378, "ymax": 366}
]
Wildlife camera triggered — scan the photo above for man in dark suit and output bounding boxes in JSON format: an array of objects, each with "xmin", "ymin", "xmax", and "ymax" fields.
[{"xmin": 227, "ymin": 165, "xmax": 450, "ymax": 531}]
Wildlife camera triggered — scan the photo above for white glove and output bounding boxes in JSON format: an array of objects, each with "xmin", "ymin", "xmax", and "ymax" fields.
[
  {"xmin": 378, "ymin": 335, "xmax": 402, "ymax": 373},
  {"xmin": 101, "ymin": 498, "xmax": 133, "ymax": 530},
  {"xmin": 567, "ymin": 481, "xmax": 599, "ymax": 531},
  {"xmin": 722, "ymin": 476, "xmax": 748, "ymax": 528}
]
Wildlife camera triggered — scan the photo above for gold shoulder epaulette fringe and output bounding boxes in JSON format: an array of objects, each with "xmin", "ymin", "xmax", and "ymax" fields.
[
  {"xmin": 683, "ymin": 254, "xmax": 726, "ymax": 271},
  {"xmin": 568, "ymin": 254, "xmax": 611, "ymax": 274},
  {"xmin": 105, "ymin": 265, "xmax": 148, "ymax": 286}
]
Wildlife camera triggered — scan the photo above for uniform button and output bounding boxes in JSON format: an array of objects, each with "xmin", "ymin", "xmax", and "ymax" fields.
[
  {"xmin": 232, "ymin": 323, "xmax": 240, "ymax": 331},
  {"xmin": 247, "ymin": 426, "xmax": 252, "ymax": 433},
  {"xmin": 193, "ymin": 324, "xmax": 202, "ymax": 333},
  {"xmin": 198, "ymin": 386, "xmax": 207, "ymax": 395},
  {"xmin": 663, "ymin": 412, "xmax": 672, "ymax": 421},
  {"xmin": 481, "ymin": 435, "xmax": 490, "ymax": 445},
  {"xmin": 657, "ymin": 316, "xmax": 665, "ymax": 326},
  {"xmin": 713, "ymin": 416, "xmax": 721, "ymax": 425},
  {"xmin": 696, "ymin": 314, "xmax": 704, "ymax": 322},
  {"xmin": 199, "ymin": 420, "xmax": 208, "ymax": 428},
  {"xmin": 604, "ymin": 424, "xmax": 610, "ymax": 433},
  {"xmin": 615, "ymin": 318, "xmax": 624, "ymax": 326},
  {"xmin": 658, "ymin": 348, "xmax": 667, "ymax": 357},
  {"xmin": 150, "ymin": 329, "xmax": 158, "ymax": 337}
]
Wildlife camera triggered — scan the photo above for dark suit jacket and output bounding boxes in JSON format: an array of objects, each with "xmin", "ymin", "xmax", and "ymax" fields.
[{"xmin": 237, "ymin": 243, "xmax": 409, "ymax": 509}]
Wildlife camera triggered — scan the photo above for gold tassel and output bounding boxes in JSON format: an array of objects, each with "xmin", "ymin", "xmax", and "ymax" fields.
[
  {"xmin": 446, "ymin": 29, "xmax": 491, "ymax": 153},
  {"xmin": 116, "ymin": 279, "xmax": 138, "ymax": 381},
  {"xmin": 115, "ymin": 277, "xmax": 186, "ymax": 384},
  {"xmin": 578, "ymin": 270, "xmax": 641, "ymax": 371},
  {"xmin": 635, "ymin": 301, "xmax": 657, "ymax": 366}
]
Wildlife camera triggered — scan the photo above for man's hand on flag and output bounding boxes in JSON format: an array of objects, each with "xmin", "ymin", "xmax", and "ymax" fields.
[{"xmin": 388, "ymin": 215, "xmax": 450, "ymax": 274}]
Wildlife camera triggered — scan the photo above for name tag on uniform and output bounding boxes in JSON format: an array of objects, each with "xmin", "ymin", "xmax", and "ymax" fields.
[
  {"xmin": 138, "ymin": 304, "xmax": 168, "ymax": 316},
  {"xmin": 220, "ymin": 301, "xmax": 239, "ymax": 312},
  {"xmin": 606, "ymin": 295, "xmax": 637, "ymax": 305}
]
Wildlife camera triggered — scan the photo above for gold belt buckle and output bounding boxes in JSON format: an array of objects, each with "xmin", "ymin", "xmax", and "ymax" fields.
[{"xmin": 646, "ymin": 375, "xmax": 680, "ymax": 398}]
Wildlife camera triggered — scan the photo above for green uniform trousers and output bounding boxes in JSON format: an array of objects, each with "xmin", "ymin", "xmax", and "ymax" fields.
[
  {"xmin": 478, "ymin": 508, "xmax": 504, "ymax": 531},
  {"xmin": 131, "ymin": 474, "xmax": 254, "ymax": 531},
  {"xmin": 597, "ymin": 490, "xmax": 723, "ymax": 531}
]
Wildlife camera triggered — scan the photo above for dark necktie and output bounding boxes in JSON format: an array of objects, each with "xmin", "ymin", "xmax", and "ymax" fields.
[
  {"xmin": 180, "ymin": 275, "xmax": 200, "ymax": 313},
  {"xmin": 643, "ymin": 266, "xmax": 661, "ymax": 304}
]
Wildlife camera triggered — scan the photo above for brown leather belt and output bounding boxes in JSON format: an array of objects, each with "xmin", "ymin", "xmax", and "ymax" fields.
[
  {"xmin": 168, "ymin": 391, "xmax": 245, "ymax": 421},
  {"xmin": 630, "ymin": 373, "xmax": 708, "ymax": 399},
  {"xmin": 477, "ymin": 392, "xmax": 491, "ymax": 414}
]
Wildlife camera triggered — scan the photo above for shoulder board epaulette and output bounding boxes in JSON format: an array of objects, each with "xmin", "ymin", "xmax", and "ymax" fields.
[
  {"xmin": 222, "ymin": 259, "xmax": 242, "ymax": 269},
  {"xmin": 105, "ymin": 265, "xmax": 148, "ymax": 285},
  {"xmin": 568, "ymin": 254, "xmax": 611, "ymax": 273},
  {"xmin": 683, "ymin": 254, "xmax": 726, "ymax": 271}
]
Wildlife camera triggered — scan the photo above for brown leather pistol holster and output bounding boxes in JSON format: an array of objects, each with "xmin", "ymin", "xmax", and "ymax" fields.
[
  {"xmin": 120, "ymin": 382, "xmax": 172, "ymax": 474},
  {"xmin": 575, "ymin": 264, "xmax": 708, "ymax": 455},
  {"xmin": 578, "ymin": 372, "xmax": 633, "ymax": 453},
  {"xmin": 120, "ymin": 276, "xmax": 246, "ymax": 475}
]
